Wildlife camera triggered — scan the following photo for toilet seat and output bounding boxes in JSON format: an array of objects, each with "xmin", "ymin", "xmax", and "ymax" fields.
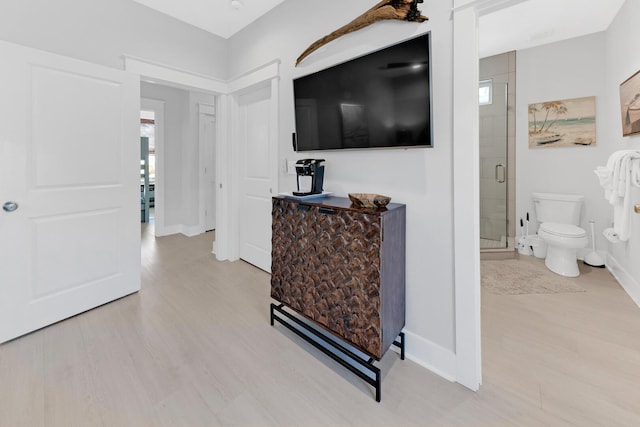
[{"xmin": 539, "ymin": 222, "xmax": 586, "ymax": 238}]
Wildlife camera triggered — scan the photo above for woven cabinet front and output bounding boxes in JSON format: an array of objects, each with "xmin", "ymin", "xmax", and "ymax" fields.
[{"xmin": 271, "ymin": 198, "xmax": 383, "ymax": 358}]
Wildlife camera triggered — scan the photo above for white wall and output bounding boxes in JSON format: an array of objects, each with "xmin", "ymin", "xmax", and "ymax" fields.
[
  {"xmin": 516, "ymin": 33, "xmax": 609, "ymax": 255},
  {"xmin": 0, "ymin": 0, "xmax": 228, "ymax": 79},
  {"xmin": 603, "ymin": 0, "xmax": 640, "ymax": 303},
  {"xmin": 228, "ymin": 0, "xmax": 459, "ymax": 373}
]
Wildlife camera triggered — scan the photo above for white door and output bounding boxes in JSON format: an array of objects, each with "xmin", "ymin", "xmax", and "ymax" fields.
[
  {"xmin": 199, "ymin": 106, "xmax": 216, "ymax": 232},
  {"xmin": 0, "ymin": 41, "xmax": 140, "ymax": 343},
  {"xmin": 238, "ymin": 85, "xmax": 274, "ymax": 272}
]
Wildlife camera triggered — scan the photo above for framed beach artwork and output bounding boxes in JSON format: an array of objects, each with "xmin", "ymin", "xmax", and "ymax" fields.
[
  {"xmin": 620, "ymin": 69, "xmax": 640, "ymax": 136},
  {"xmin": 528, "ymin": 96, "xmax": 596, "ymax": 148}
]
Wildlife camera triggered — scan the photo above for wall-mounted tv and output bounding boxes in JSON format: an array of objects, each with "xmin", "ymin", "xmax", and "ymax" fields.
[{"xmin": 293, "ymin": 33, "xmax": 432, "ymax": 152}]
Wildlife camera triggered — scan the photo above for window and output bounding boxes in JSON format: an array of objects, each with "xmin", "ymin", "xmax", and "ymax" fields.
[{"xmin": 479, "ymin": 79, "xmax": 493, "ymax": 106}]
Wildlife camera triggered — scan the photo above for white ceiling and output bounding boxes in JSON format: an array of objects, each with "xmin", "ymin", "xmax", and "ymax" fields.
[
  {"xmin": 132, "ymin": 0, "xmax": 626, "ymax": 54},
  {"xmin": 479, "ymin": 0, "xmax": 626, "ymax": 58},
  {"xmin": 131, "ymin": 0, "xmax": 286, "ymax": 39}
]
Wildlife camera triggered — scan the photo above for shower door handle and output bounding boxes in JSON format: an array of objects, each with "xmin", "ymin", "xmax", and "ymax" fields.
[{"xmin": 495, "ymin": 164, "xmax": 506, "ymax": 183}]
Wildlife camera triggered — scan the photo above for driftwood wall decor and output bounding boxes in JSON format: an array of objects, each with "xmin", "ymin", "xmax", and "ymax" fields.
[{"xmin": 295, "ymin": 0, "xmax": 428, "ymax": 66}]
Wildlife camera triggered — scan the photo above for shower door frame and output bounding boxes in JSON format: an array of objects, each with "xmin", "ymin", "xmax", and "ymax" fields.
[{"xmin": 479, "ymin": 52, "xmax": 516, "ymax": 253}]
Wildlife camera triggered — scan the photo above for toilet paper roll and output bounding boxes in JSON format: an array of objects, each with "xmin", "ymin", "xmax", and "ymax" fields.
[{"xmin": 603, "ymin": 228, "xmax": 621, "ymax": 244}]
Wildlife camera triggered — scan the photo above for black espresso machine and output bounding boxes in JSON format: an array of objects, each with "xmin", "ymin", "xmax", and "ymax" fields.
[{"xmin": 293, "ymin": 159, "xmax": 325, "ymax": 196}]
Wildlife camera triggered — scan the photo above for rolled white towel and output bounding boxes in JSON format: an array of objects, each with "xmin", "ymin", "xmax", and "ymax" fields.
[
  {"xmin": 596, "ymin": 151, "xmax": 640, "ymax": 242},
  {"xmin": 597, "ymin": 150, "xmax": 640, "ymax": 202}
]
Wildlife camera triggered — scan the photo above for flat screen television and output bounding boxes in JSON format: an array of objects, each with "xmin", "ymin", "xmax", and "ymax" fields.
[{"xmin": 293, "ymin": 33, "xmax": 432, "ymax": 152}]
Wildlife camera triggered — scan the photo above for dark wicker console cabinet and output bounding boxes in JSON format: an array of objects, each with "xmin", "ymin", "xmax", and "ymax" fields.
[{"xmin": 270, "ymin": 196, "xmax": 406, "ymax": 360}]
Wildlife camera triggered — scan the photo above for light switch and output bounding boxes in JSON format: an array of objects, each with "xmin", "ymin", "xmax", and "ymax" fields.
[{"xmin": 287, "ymin": 160, "xmax": 297, "ymax": 175}]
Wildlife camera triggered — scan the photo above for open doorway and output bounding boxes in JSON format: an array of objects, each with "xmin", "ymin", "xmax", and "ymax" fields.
[
  {"xmin": 140, "ymin": 110, "xmax": 156, "ymax": 224},
  {"xmin": 140, "ymin": 85, "xmax": 217, "ymax": 244},
  {"xmin": 140, "ymin": 97, "xmax": 165, "ymax": 235}
]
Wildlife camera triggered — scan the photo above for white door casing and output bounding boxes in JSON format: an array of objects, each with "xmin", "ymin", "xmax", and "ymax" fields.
[
  {"xmin": 125, "ymin": 57, "xmax": 280, "ymax": 264},
  {"xmin": 453, "ymin": 0, "xmax": 484, "ymax": 391},
  {"xmin": 237, "ymin": 84, "xmax": 274, "ymax": 272},
  {"xmin": 0, "ymin": 41, "xmax": 140, "ymax": 343}
]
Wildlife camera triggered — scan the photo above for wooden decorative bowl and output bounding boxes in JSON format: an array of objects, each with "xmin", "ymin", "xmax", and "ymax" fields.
[{"xmin": 348, "ymin": 193, "xmax": 391, "ymax": 209}]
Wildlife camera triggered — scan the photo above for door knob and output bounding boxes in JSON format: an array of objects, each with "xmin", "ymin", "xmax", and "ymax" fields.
[
  {"xmin": 2, "ymin": 201, "xmax": 18, "ymax": 212},
  {"xmin": 635, "ymin": 204, "xmax": 640, "ymax": 214}
]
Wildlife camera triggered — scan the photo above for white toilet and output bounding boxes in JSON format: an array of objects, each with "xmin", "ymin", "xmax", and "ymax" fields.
[{"xmin": 532, "ymin": 192, "xmax": 588, "ymax": 277}]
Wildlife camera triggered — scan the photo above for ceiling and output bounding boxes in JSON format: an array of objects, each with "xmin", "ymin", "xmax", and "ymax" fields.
[
  {"xmin": 131, "ymin": 0, "xmax": 286, "ymax": 39},
  {"xmin": 478, "ymin": 0, "xmax": 626, "ymax": 58},
  {"xmin": 132, "ymin": 0, "xmax": 626, "ymax": 54}
]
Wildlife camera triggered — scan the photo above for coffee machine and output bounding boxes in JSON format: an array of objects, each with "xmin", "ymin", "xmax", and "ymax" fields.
[{"xmin": 293, "ymin": 159, "xmax": 325, "ymax": 196}]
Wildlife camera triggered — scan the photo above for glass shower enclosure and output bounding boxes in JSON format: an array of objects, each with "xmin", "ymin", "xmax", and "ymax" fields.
[{"xmin": 479, "ymin": 81, "xmax": 509, "ymax": 250}]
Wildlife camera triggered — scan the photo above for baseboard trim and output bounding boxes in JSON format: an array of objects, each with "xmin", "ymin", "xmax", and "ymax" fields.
[
  {"xmin": 181, "ymin": 225, "xmax": 202, "ymax": 237},
  {"xmin": 400, "ymin": 329, "xmax": 457, "ymax": 383},
  {"xmin": 606, "ymin": 255, "xmax": 640, "ymax": 308},
  {"xmin": 155, "ymin": 224, "xmax": 181, "ymax": 237},
  {"xmin": 155, "ymin": 224, "xmax": 203, "ymax": 238}
]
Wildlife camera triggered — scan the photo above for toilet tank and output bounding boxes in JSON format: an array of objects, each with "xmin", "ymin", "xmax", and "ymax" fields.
[{"xmin": 532, "ymin": 192, "xmax": 584, "ymax": 225}]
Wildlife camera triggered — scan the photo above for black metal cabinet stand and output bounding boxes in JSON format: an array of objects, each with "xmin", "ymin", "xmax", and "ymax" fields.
[{"xmin": 270, "ymin": 303, "xmax": 405, "ymax": 402}]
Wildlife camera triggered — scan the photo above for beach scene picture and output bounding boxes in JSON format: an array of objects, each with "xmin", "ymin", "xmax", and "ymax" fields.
[
  {"xmin": 620, "ymin": 69, "xmax": 640, "ymax": 136},
  {"xmin": 528, "ymin": 96, "xmax": 596, "ymax": 148}
]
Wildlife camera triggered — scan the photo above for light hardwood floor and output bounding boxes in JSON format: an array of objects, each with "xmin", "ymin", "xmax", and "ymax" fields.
[{"xmin": 1, "ymin": 226, "xmax": 639, "ymax": 426}]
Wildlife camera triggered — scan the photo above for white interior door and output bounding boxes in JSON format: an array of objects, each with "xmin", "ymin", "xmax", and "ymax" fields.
[
  {"xmin": 238, "ymin": 85, "xmax": 273, "ymax": 272},
  {"xmin": 0, "ymin": 41, "xmax": 140, "ymax": 343},
  {"xmin": 199, "ymin": 106, "xmax": 216, "ymax": 232}
]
